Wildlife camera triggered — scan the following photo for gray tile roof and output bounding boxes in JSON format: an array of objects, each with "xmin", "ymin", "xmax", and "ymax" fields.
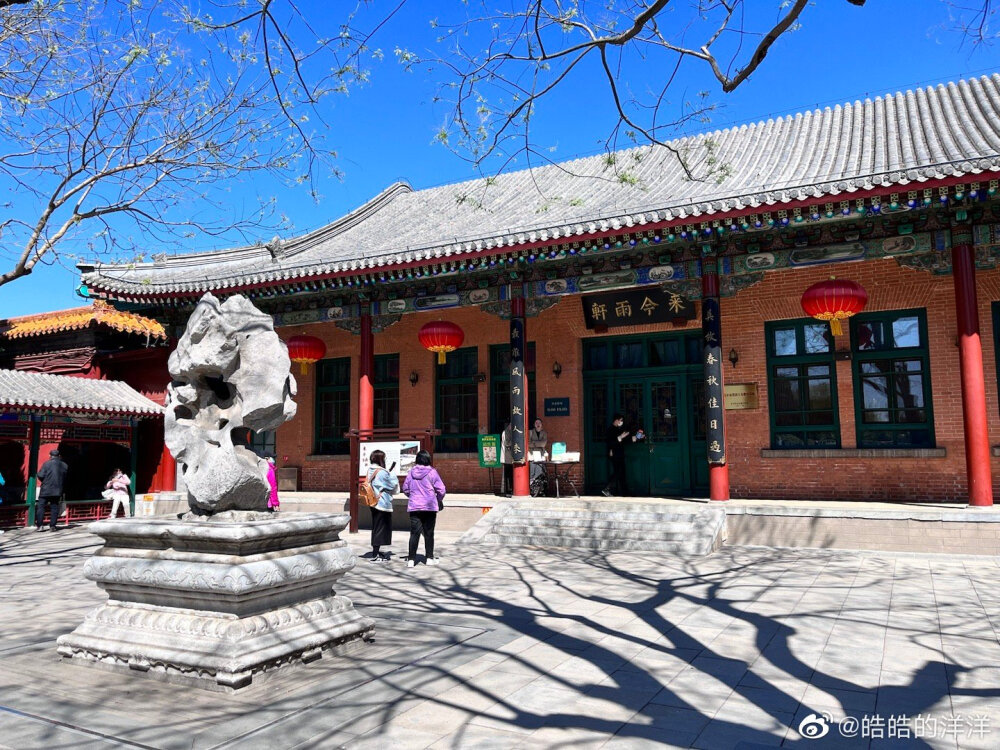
[
  {"xmin": 81, "ymin": 74, "xmax": 1000, "ymax": 297},
  {"xmin": 0, "ymin": 369, "xmax": 164, "ymax": 417}
]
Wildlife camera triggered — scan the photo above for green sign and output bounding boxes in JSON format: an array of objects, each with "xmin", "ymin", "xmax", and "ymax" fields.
[{"xmin": 478, "ymin": 434, "xmax": 501, "ymax": 468}]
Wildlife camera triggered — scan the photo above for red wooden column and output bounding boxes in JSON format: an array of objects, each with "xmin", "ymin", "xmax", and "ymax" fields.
[
  {"xmin": 952, "ymin": 218, "xmax": 993, "ymax": 507},
  {"xmin": 702, "ymin": 257, "xmax": 730, "ymax": 501},
  {"xmin": 359, "ymin": 306, "xmax": 375, "ymax": 433},
  {"xmin": 511, "ymin": 294, "xmax": 531, "ymax": 498}
]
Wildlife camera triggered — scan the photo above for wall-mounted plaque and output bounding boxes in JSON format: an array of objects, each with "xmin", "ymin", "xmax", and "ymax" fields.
[{"xmin": 724, "ymin": 383, "xmax": 759, "ymax": 410}]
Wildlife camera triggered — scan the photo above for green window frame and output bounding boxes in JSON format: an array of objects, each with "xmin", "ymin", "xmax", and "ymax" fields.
[
  {"xmin": 435, "ymin": 347, "xmax": 479, "ymax": 453},
  {"xmin": 374, "ymin": 354, "xmax": 399, "ymax": 430},
  {"xmin": 583, "ymin": 333, "xmax": 702, "ymax": 372},
  {"xmin": 851, "ymin": 309, "xmax": 934, "ymax": 448},
  {"xmin": 314, "ymin": 357, "xmax": 350, "ymax": 455},
  {"xmin": 489, "ymin": 342, "xmax": 536, "ymax": 434},
  {"xmin": 765, "ymin": 319, "xmax": 840, "ymax": 449},
  {"xmin": 993, "ymin": 302, "xmax": 1000, "ymax": 415}
]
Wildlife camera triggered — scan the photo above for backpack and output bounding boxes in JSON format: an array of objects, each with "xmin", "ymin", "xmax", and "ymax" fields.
[{"xmin": 359, "ymin": 470, "xmax": 380, "ymax": 507}]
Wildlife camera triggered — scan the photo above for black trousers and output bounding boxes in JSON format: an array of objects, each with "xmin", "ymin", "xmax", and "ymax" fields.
[
  {"xmin": 408, "ymin": 511, "xmax": 437, "ymax": 559},
  {"xmin": 35, "ymin": 495, "xmax": 60, "ymax": 528},
  {"xmin": 606, "ymin": 455, "xmax": 627, "ymax": 495},
  {"xmin": 371, "ymin": 508, "xmax": 392, "ymax": 552},
  {"xmin": 502, "ymin": 464, "xmax": 513, "ymax": 495}
]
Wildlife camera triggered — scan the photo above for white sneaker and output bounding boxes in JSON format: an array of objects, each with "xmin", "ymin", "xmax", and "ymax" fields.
[
  {"xmin": 427, "ymin": 558, "xmax": 440, "ymax": 566},
  {"xmin": 407, "ymin": 560, "xmax": 415, "ymax": 568}
]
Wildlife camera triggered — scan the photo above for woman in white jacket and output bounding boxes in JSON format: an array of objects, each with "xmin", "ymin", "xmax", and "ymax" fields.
[{"xmin": 105, "ymin": 468, "xmax": 132, "ymax": 518}]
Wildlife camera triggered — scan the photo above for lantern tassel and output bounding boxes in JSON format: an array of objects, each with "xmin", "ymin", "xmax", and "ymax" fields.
[
  {"xmin": 437, "ymin": 351, "xmax": 446, "ymax": 365},
  {"xmin": 830, "ymin": 319, "xmax": 844, "ymax": 337},
  {"xmin": 300, "ymin": 362, "xmax": 308, "ymax": 375}
]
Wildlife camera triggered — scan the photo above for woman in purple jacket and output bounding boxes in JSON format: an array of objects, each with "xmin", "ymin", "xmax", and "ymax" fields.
[{"xmin": 401, "ymin": 450, "xmax": 446, "ymax": 567}]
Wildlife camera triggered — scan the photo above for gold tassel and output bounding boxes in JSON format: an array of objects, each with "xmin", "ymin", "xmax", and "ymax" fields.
[{"xmin": 830, "ymin": 318, "xmax": 843, "ymax": 337}]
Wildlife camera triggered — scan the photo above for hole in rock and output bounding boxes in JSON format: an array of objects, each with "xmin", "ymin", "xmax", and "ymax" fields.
[
  {"xmin": 231, "ymin": 427, "xmax": 252, "ymax": 446},
  {"xmin": 204, "ymin": 376, "xmax": 234, "ymax": 407}
]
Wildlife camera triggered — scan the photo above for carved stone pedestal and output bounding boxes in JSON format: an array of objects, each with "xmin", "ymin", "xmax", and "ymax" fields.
[{"xmin": 57, "ymin": 512, "xmax": 375, "ymax": 691}]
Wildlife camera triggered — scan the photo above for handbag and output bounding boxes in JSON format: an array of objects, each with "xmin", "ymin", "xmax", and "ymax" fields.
[{"xmin": 101, "ymin": 488, "xmax": 115, "ymax": 501}]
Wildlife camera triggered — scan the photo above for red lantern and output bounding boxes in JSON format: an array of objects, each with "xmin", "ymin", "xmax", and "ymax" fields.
[
  {"xmin": 419, "ymin": 321, "xmax": 464, "ymax": 364},
  {"xmin": 286, "ymin": 335, "xmax": 327, "ymax": 374},
  {"xmin": 801, "ymin": 277, "xmax": 868, "ymax": 336}
]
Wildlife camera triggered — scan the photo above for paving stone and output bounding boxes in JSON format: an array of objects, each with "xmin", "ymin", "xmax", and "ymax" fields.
[{"xmin": 2, "ymin": 527, "xmax": 1000, "ymax": 749}]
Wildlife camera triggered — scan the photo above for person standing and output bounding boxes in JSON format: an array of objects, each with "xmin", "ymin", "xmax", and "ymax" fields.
[
  {"xmin": 401, "ymin": 450, "xmax": 445, "ymax": 567},
  {"xmin": 602, "ymin": 414, "xmax": 643, "ymax": 497},
  {"xmin": 367, "ymin": 449, "xmax": 398, "ymax": 562},
  {"xmin": 529, "ymin": 418, "xmax": 549, "ymax": 457},
  {"xmin": 500, "ymin": 421, "xmax": 514, "ymax": 496},
  {"xmin": 265, "ymin": 456, "xmax": 280, "ymax": 512},
  {"xmin": 35, "ymin": 449, "xmax": 68, "ymax": 531},
  {"xmin": 105, "ymin": 468, "xmax": 133, "ymax": 518}
]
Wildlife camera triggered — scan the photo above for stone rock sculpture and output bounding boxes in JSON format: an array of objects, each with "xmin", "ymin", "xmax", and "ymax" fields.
[
  {"xmin": 59, "ymin": 293, "xmax": 374, "ymax": 691},
  {"xmin": 165, "ymin": 293, "xmax": 297, "ymax": 513}
]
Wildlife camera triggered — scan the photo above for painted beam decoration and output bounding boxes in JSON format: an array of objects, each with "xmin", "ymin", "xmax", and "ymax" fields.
[
  {"xmin": 509, "ymin": 300, "xmax": 527, "ymax": 464},
  {"xmin": 581, "ymin": 287, "xmax": 696, "ymax": 330}
]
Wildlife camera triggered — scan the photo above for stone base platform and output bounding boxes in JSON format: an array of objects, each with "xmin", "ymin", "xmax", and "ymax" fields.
[{"xmin": 56, "ymin": 511, "xmax": 375, "ymax": 691}]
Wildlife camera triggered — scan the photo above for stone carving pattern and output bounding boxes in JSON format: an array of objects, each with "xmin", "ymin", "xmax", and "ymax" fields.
[{"xmin": 84, "ymin": 548, "xmax": 355, "ymax": 594}]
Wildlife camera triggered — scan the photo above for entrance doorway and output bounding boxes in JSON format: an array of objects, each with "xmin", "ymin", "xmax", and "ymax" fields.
[{"xmin": 583, "ymin": 333, "xmax": 707, "ymax": 497}]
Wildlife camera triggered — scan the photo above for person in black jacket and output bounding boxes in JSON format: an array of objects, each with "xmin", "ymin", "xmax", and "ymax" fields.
[
  {"xmin": 35, "ymin": 449, "xmax": 69, "ymax": 531},
  {"xmin": 602, "ymin": 414, "xmax": 644, "ymax": 497}
]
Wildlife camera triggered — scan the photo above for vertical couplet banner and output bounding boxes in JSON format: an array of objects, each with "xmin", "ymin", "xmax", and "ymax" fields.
[
  {"xmin": 702, "ymin": 296, "xmax": 726, "ymax": 464},
  {"xmin": 510, "ymin": 303, "xmax": 527, "ymax": 465}
]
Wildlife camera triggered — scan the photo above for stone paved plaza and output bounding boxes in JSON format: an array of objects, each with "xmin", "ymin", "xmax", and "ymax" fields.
[{"xmin": 1, "ymin": 524, "xmax": 998, "ymax": 749}]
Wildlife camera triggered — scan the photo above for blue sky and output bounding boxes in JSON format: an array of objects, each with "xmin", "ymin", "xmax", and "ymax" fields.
[{"xmin": 2, "ymin": 0, "xmax": 999, "ymax": 318}]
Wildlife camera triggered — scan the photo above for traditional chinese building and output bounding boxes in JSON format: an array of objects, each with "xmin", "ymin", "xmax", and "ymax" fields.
[
  {"xmin": 78, "ymin": 75, "xmax": 1000, "ymax": 505},
  {"xmin": 0, "ymin": 302, "xmax": 174, "ymax": 526}
]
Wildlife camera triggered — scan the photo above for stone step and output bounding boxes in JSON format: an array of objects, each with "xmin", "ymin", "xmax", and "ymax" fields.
[
  {"xmin": 459, "ymin": 502, "xmax": 725, "ymax": 555},
  {"xmin": 480, "ymin": 533, "xmax": 714, "ymax": 554},
  {"xmin": 493, "ymin": 516, "xmax": 697, "ymax": 532},
  {"xmin": 490, "ymin": 523, "xmax": 693, "ymax": 541},
  {"xmin": 502, "ymin": 509, "xmax": 712, "ymax": 524}
]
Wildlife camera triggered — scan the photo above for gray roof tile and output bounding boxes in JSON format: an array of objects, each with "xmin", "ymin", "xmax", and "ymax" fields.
[
  {"xmin": 0, "ymin": 369, "xmax": 164, "ymax": 417},
  {"xmin": 80, "ymin": 74, "xmax": 1000, "ymax": 297}
]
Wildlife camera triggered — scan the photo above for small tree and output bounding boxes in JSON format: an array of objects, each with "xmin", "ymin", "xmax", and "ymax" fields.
[
  {"xmin": 423, "ymin": 0, "xmax": 871, "ymax": 178},
  {"xmin": 0, "ymin": 0, "xmax": 382, "ymax": 289}
]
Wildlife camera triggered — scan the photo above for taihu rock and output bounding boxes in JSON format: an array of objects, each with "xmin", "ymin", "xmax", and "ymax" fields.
[{"xmin": 165, "ymin": 293, "xmax": 296, "ymax": 513}]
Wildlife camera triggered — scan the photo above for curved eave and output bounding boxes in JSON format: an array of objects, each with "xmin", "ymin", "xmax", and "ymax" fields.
[
  {"xmin": 81, "ymin": 171, "xmax": 1000, "ymax": 303},
  {"xmin": 0, "ymin": 403, "xmax": 164, "ymax": 418}
]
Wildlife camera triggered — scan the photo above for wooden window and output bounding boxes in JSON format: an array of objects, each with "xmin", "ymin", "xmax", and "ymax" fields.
[
  {"xmin": 435, "ymin": 347, "xmax": 478, "ymax": 453},
  {"xmin": 851, "ymin": 310, "xmax": 934, "ymax": 448},
  {"xmin": 374, "ymin": 354, "xmax": 399, "ymax": 431},
  {"xmin": 765, "ymin": 320, "xmax": 839, "ymax": 448},
  {"xmin": 489, "ymin": 343, "xmax": 536, "ymax": 434},
  {"xmin": 314, "ymin": 357, "xmax": 350, "ymax": 455}
]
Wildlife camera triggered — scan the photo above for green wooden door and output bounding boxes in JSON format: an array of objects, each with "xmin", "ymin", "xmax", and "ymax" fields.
[
  {"xmin": 688, "ymin": 376, "xmax": 709, "ymax": 494},
  {"xmin": 616, "ymin": 380, "xmax": 650, "ymax": 496},
  {"xmin": 612, "ymin": 377, "xmax": 687, "ymax": 496},
  {"xmin": 647, "ymin": 378, "xmax": 688, "ymax": 495},
  {"xmin": 584, "ymin": 380, "xmax": 611, "ymax": 492},
  {"xmin": 582, "ymin": 332, "xmax": 706, "ymax": 497}
]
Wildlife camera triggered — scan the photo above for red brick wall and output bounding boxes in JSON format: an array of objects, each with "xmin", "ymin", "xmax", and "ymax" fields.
[{"xmin": 275, "ymin": 259, "xmax": 1000, "ymax": 503}]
